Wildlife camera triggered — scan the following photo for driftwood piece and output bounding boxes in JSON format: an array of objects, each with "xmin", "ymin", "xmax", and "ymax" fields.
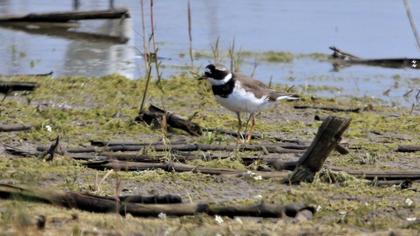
[
  {"xmin": 0, "ymin": 8, "xmax": 130, "ymax": 22},
  {"xmin": 0, "ymin": 184, "xmax": 314, "ymax": 218},
  {"xmin": 0, "ymin": 124, "xmax": 33, "ymax": 132},
  {"xmin": 294, "ymin": 105, "xmax": 361, "ymax": 113},
  {"xmin": 37, "ymin": 143, "xmax": 305, "ymax": 154},
  {"xmin": 287, "ymin": 116, "xmax": 351, "ymax": 184},
  {"xmin": 202, "ymin": 128, "xmax": 306, "ymax": 145},
  {"xmin": 0, "ymin": 71, "xmax": 53, "ymax": 77},
  {"xmin": 90, "ymin": 138, "xmax": 348, "ymax": 155},
  {"xmin": 203, "ymin": 127, "xmax": 264, "ymax": 140},
  {"xmin": 4, "ymin": 146, "xmax": 36, "ymax": 157},
  {"xmin": 370, "ymin": 180, "xmax": 412, "ymax": 189},
  {"xmin": 6, "ymin": 145, "xmax": 290, "ymax": 167},
  {"xmin": 136, "ymin": 104, "xmax": 202, "ymax": 136},
  {"xmin": 330, "ymin": 46, "xmax": 420, "ymax": 70},
  {"xmin": 268, "ymin": 160, "xmax": 420, "ymax": 182},
  {"xmin": 396, "ymin": 145, "xmax": 420, "ymax": 153},
  {"xmin": 83, "ymin": 192, "xmax": 182, "ymax": 204},
  {"xmin": 331, "ymin": 168, "xmax": 420, "ymax": 181},
  {"xmin": 85, "ymin": 160, "xmax": 289, "ymax": 179},
  {"xmin": 71, "ymin": 151, "xmax": 231, "ymax": 163},
  {"xmin": 0, "ymin": 81, "xmax": 38, "ymax": 93},
  {"xmin": 90, "ymin": 139, "xmax": 188, "ymax": 147}
]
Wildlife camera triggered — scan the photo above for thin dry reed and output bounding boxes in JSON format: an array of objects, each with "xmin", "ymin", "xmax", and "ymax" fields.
[
  {"xmin": 139, "ymin": 0, "xmax": 153, "ymax": 113},
  {"xmin": 187, "ymin": 1, "xmax": 194, "ymax": 67},
  {"xmin": 150, "ymin": 0, "xmax": 162, "ymax": 83},
  {"xmin": 210, "ymin": 37, "xmax": 221, "ymax": 63},
  {"xmin": 228, "ymin": 38, "xmax": 235, "ymax": 71},
  {"xmin": 403, "ymin": 0, "xmax": 420, "ymax": 50}
]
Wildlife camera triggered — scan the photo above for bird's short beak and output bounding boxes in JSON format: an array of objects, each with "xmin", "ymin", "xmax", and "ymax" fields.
[{"xmin": 198, "ymin": 74, "xmax": 207, "ymax": 80}]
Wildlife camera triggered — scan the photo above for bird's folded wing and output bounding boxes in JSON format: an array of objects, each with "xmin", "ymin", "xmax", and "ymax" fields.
[
  {"xmin": 234, "ymin": 73, "xmax": 271, "ymax": 98},
  {"xmin": 268, "ymin": 92, "xmax": 300, "ymax": 101}
]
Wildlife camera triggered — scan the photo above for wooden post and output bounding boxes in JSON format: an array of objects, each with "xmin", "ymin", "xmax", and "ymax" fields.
[{"xmin": 286, "ymin": 116, "xmax": 351, "ymax": 184}]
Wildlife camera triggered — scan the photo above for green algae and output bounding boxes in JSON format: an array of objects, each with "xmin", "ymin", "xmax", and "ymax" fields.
[{"xmin": 192, "ymin": 49, "xmax": 331, "ymax": 64}]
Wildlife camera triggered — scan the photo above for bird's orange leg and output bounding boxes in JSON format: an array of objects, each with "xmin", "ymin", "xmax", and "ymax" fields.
[
  {"xmin": 236, "ymin": 112, "xmax": 244, "ymax": 142},
  {"xmin": 246, "ymin": 113, "xmax": 256, "ymax": 143}
]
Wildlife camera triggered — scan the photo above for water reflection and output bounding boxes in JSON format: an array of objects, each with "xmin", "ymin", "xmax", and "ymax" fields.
[
  {"xmin": 63, "ymin": 17, "xmax": 134, "ymax": 78},
  {"xmin": 0, "ymin": 0, "xmax": 419, "ymax": 105}
]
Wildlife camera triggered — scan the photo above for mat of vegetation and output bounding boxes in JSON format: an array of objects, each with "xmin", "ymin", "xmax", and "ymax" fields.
[{"xmin": 0, "ymin": 73, "xmax": 419, "ymax": 235}]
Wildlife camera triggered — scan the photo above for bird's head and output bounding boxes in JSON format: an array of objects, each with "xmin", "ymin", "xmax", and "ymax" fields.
[{"xmin": 200, "ymin": 64, "xmax": 232, "ymax": 85}]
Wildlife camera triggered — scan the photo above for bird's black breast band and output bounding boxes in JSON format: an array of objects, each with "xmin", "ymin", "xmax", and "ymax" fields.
[{"xmin": 211, "ymin": 78, "xmax": 235, "ymax": 98}]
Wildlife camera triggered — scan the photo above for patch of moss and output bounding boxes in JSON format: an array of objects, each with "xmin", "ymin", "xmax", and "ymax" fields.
[{"xmin": 262, "ymin": 51, "xmax": 294, "ymax": 63}]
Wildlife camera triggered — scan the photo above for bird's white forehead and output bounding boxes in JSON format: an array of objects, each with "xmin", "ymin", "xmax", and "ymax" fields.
[
  {"xmin": 207, "ymin": 73, "xmax": 232, "ymax": 85},
  {"xmin": 205, "ymin": 67, "xmax": 211, "ymax": 73}
]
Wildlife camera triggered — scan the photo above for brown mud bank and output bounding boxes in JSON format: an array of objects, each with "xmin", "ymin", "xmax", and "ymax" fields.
[{"xmin": 0, "ymin": 74, "xmax": 419, "ymax": 235}]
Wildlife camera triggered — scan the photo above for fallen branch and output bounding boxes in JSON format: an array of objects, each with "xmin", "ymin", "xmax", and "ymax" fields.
[
  {"xmin": 0, "ymin": 184, "xmax": 314, "ymax": 218},
  {"xmin": 287, "ymin": 116, "xmax": 351, "ymax": 184},
  {"xmin": 370, "ymin": 180, "xmax": 412, "ymax": 189},
  {"xmin": 270, "ymin": 160, "xmax": 420, "ymax": 182},
  {"xmin": 0, "ymin": 8, "xmax": 130, "ymax": 22},
  {"xmin": 203, "ymin": 127, "xmax": 264, "ymax": 140},
  {"xmin": 330, "ymin": 168, "xmax": 420, "ymax": 181},
  {"xmin": 396, "ymin": 145, "xmax": 420, "ymax": 153},
  {"xmin": 37, "ymin": 143, "xmax": 306, "ymax": 154},
  {"xmin": 330, "ymin": 46, "xmax": 419, "ymax": 70},
  {"xmin": 84, "ymin": 160, "xmax": 289, "ymax": 179},
  {"xmin": 5, "ymin": 145, "xmax": 292, "ymax": 168},
  {"xmin": 0, "ymin": 71, "xmax": 53, "ymax": 77},
  {"xmin": 135, "ymin": 104, "xmax": 202, "ymax": 136},
  {"xmin": 83, "ymin": 192, "xmax": 182, "ymax": 204},
  {"xmin": 90, "ymin": 139, "xmax": 188, "ymax": 147},
  {"xmin": 0, "ymin": 81, "xmax": 38, "ymax": 93},
  {"xmin": 0, "ymin": 124, "xmax": 34, "ymax": 132},
  {"xmin": 91, "ymin": 138, "xmax": 348, "ymax": 155},
  {"xmin": 71, "ymin": 151, "xmax": 231, "ymax": 163},
  {"xmin": 294, "ymin": 105, "xmax": 361, "ymax": 113}
]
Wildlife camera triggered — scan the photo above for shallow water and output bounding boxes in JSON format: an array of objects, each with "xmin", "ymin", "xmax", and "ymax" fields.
[{"xmin": 0, "ymin": 0, "xmax": 419, "ymax": 106}]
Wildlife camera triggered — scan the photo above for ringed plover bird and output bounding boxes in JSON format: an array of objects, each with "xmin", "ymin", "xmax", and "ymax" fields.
[{"xmin": 200, "ymin": 64, "xmax": 298, "ymax": 142}]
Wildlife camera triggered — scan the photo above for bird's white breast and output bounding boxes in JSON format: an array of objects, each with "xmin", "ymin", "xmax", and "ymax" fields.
[{"xmin": 215, "ymin": 82, "xmax": 269, "ymax": 113}]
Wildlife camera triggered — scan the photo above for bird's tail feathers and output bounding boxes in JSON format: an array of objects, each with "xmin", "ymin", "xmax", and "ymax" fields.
[{"xmin": 276, "ymin": 94, "xmax": 300, "ymax": 101}]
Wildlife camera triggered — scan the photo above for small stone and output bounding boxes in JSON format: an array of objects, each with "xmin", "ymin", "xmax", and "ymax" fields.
[
  {"xmin": 214, "ymin": 215, "xmax": 224, "ymax": 225},
  {"xmin": 404, "ymin": 198, "xmax": 414, "ymax": 207},
  {"xmin": 35, "ymin": 215, "xmax": 46, "ymax": 229}
]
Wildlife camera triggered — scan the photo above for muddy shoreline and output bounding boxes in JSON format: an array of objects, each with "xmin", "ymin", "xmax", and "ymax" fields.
[{"xmin": 0, "ymin": 74, "xmax": 419, "ymax": 234}]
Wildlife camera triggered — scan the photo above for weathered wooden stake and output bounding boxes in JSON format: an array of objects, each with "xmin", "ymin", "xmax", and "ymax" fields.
[{"xmin": 286, "ymin": 116, "xmax": 351, "ymax": 184}]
